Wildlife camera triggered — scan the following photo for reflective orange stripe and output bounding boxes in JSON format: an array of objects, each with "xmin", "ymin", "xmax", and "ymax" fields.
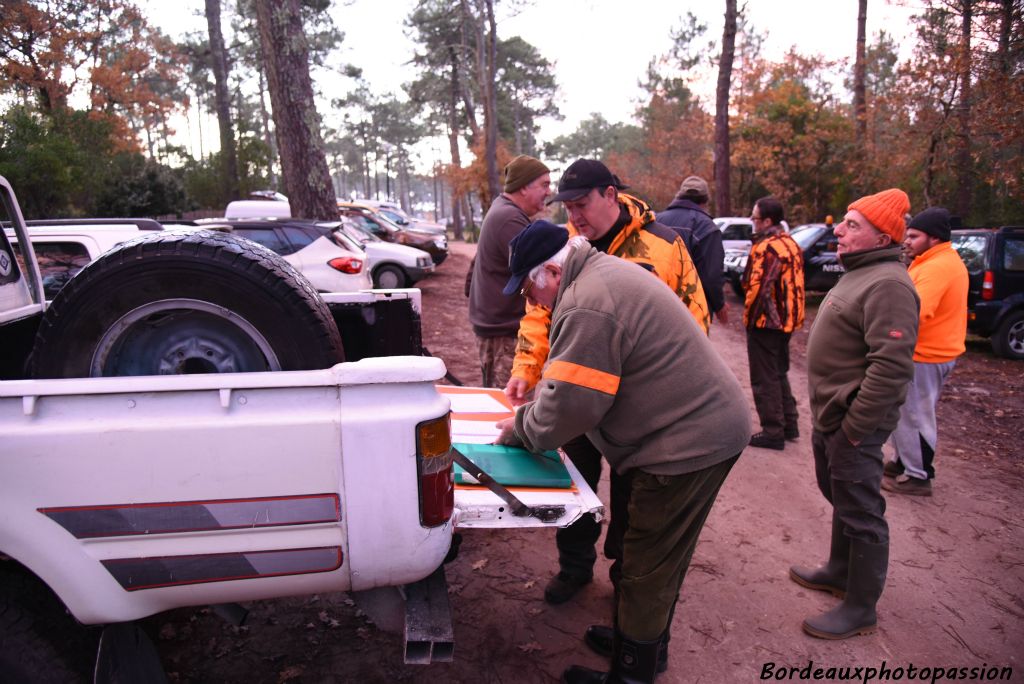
[{"xmin": 543, "ymin": 360, "xmax": 620, "ymax": 395}]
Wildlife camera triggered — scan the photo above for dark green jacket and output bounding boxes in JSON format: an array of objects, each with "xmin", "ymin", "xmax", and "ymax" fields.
[
  {"xmin": 514, "ymin": 245, "xmax": 749, "ymax": 475},
  {"xmin": 807, "ymin": 245, "xmax": 920, "ymax": 441}
]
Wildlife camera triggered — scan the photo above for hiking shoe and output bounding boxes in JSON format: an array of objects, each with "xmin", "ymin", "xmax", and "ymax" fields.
[
  {"xmin": 749, "ymin": 432, "xmax": 785, "ymax": 450},
  {"xmin": 785, "ymin": 426, "xmax": 800, "ymax": 441},
  {"xmin": 882, "ymin": 460, "xmax": 904, "ymax": 478},
  {"xmin": 544, "ymin": 572, "xmax": 592, "ymax": 604},
  {"xmin": 881, "ymin": 474, "xmax": 932, "ymax": 497}
]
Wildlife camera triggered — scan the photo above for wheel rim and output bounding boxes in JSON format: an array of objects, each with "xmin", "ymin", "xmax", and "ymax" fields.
[
  {"xmin": 377, "ymin": 268, "xmax": 402, "ymax": 289},
  {"xmin": 90, "ymin": 298, "xmax": 281, "ymax": 376},
  {"xmin": 1009, "ymin": 319, "xmax": 1024, "ymax": 355}
]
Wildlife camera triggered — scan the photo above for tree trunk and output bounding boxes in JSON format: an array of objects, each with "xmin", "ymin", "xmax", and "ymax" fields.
[
  {"xmin": 482, "ymin": 0, "xmax": 500, "ymax": 211},
  {"xmin": 713, "ymin": 0, "xmax": 737, "ymax": 217},
  {"xmin": 205, "ymin": 0, "xmax": 240, "ymax": 202},
  {"xmin": 448, "ymin": 47, "xmax": 465, "ymax": 240},
  {"xmin": 854, "ymin": 0, "xmax": 868, "ymax": 173},
  {"xmin": 955, "ymin": 0, "xmax": 973, "ymax": 219},
  {"xmin": 257, "ymin": 59, "xmax": 278, "ymax": 188},
  {"xmin": 458, "ymin": 0, "xmax": 481, "ymax": 143},
  {"xmin": 255, "ymin": 0, "xmax": 338, "ymax": 220},
  {"xmin": 997, "ymin": 0, "xmax": 1011, "ymax": 75}
]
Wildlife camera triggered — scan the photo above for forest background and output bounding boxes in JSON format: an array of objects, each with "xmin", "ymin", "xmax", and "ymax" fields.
[{"xmin": 1, "ymin": 0, "xmax": 1021, "ymax": 233}]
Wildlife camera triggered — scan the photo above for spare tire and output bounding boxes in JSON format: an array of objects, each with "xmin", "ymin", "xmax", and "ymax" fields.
[{"xmin": 30, "ymin": 230, "xmax": 345, "ymax": 379}]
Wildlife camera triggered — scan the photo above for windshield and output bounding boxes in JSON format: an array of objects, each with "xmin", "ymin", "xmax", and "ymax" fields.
[
  {"xmin": 790, "ymin": 225, "xmax": 826, "ymax": 249},
  {"xmin": 379, "ymin": 209, "xmax": 408, "ymax": 225},
  {"xmin": 340, "ymin": 219, "xmax": 380, "ymax": 244},
  {"xmin": 370, "ymin": 213, "xmax": 403, "ymax": 233}
]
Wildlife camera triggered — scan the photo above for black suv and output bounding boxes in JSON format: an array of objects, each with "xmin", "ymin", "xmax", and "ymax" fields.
[{"xmin": 951, "ymin": 227, "xmax": 1024, "ymax": 359}]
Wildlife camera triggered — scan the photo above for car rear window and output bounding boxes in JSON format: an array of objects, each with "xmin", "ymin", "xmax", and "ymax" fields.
[
  {"xmin": 1004, "ymin": 237, "xmax": 1024, "ymax": 272},
  {"xmin": 282, "ymin": 226, "xmax": 316, "ymax": 250},
  {"xmin": 722, "ymin": 224, "xmax": 752, "ymax": 241},
  {"xmin": 952, "ymin": 234, "xmax": 989, "ymax": 273},
  {"xmin": 233, "ymin": 227, "xmax": 292, "ymax": 255},
  {"xmin": 17, "ymin": 241, "xmax": 92, "ymax": 298}
]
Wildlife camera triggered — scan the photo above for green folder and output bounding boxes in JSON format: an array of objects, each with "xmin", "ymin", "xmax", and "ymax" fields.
[{"xmin": 453, "ymin": 443, "xmax": 572, "ymax": 488}]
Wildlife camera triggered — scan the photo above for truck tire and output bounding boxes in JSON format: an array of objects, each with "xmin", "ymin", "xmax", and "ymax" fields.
[
  {"xmin": 991, "ymin": 310, "xmax": 1024, "ymax": 360},
  {"xmin": 373, "ymin": 264, "xmax": 408, "ymax": 289},
  {"xmin": 0, "ymin": 567, "xmax": 95, "ymax": 683},
  {"xmin": 29, "ymin": 230, "xmax": 345, "ymax": 379}
]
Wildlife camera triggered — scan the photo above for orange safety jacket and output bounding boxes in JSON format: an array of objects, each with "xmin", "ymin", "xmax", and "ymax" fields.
[
  {"xmin": 511, "ymin": 193, "xmax": 709, "ymax": 389},
  {"xmin": 908, "ymin": 241, "xmax": 968, "ymax": 363},
  {"xmin": 742, "ymin": 228, "xmax": 805, "ymax": 333}
]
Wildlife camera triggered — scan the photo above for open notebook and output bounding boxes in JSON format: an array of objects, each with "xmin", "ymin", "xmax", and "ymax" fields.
[{"xmin": 452, "ymin": 442, "xmax": 571, "ymax": 488}]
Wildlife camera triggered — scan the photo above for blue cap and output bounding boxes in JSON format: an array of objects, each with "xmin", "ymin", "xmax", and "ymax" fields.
[{"xmin": 502, "ymin": 220, "xmax": 570, "ymax": 296}]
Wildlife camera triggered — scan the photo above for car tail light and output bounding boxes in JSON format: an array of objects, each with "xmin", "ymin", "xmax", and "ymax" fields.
[
  {"xmin": 328, "ymin": 257, "xmax": 363, "ymax": 274},
  {"xmin": 982, "ymin": 270, "xmax": 994, "ymax": 300},
  {"xmin": 416, "ymin": 415, "xmax": 453, "ymax": 528}
]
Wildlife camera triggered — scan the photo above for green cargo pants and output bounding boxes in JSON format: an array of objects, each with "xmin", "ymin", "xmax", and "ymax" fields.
[{"xmin": 616, "ymin": 455, "xmax": 739, "ymax": 641}]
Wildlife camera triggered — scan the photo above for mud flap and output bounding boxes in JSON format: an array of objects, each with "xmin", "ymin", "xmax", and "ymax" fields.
[
  {"xmin": 94, "ymin": 622, "xmax": 168, "ymax": 684},
  {"xmin": 403, "ymin": 566, "xmax": 454, "ymax": 664}
]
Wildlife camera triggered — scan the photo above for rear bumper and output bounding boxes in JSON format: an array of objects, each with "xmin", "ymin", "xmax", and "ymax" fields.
[
  {"xmin": 406, "ymin": 265, "xmax": 435, "ymax": 282},
  {"xmin": 968, "ymin": 302, "xmax": 1003, "ymax": 337}
]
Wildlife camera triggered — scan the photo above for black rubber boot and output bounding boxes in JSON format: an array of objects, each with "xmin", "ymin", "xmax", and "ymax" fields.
[
  {"xmin": 544, "ymin": 572, "xmax": 593, "ymax": 605},
  {"xmin": 802, "ymin": 539, "xmax": 888, "ymax": 639},
  {"xmin": 584, "ymin": 626, "xmax": 669, "ymax": 674},
  {"xmin": 563, "ymin": 629, "xmax": 661, "ymax": 684},
  {"xmin": 790, "ymin": 513, "xmax": 849, "ymax": 598}
]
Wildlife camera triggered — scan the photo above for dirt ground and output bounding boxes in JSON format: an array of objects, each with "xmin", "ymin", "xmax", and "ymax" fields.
[{"xmin": 154, "ymin": 240, "xmax": 1023, "ymax": 683}]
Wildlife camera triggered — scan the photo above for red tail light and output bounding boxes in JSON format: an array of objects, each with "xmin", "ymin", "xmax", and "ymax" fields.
[
  {"xmin": 416, "ymin": 415, "xmax": 454, "ymax": 527},
  {"xmin": 982, "ymin": 270, "xmax": 994, "ymax": 300},
  {"xmin": 328, "ymin": 257, "xmax": 363, "ymax": 274}
]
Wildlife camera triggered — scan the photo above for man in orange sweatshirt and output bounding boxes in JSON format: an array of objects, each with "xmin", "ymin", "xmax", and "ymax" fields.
[{"xmin": 884, "ymin": 207, "xmax": 969, "ymax": 497}]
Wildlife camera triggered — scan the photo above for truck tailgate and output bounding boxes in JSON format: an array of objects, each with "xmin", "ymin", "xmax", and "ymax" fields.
[{"xmin": 439, "ymin": 386, "xmax": 604, "ymax": 530}]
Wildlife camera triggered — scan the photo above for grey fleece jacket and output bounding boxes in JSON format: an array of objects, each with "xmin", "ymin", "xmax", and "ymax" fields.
[
  {"xmin": 807, "ymin": 245, "xmax": 920, "ymax": 441},
  {"xmin": 513, "ymin": 246, "xmax": 750, "ymax": 475}
]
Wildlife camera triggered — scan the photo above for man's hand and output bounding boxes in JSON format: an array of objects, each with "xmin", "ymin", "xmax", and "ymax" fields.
[
  {"xmin": 504, "ymin": 377, "xmax": 530, "ymax": 407},
  {"xmin": 716, "ymin": 302, "xmax": 730, "ymax": 325},
  {"xmin": 494, "ymin": 417, "xmax": 519, "ymax": 445}
]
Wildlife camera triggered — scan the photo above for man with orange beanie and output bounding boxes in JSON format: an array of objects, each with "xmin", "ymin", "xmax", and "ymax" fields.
[
  {"xmin": 793, "ymin": 189, "xmax": 920, "ymax": 640},
  {"xmin": 883, "ymin": 207, "xmax": 968, "ymax": 497}
]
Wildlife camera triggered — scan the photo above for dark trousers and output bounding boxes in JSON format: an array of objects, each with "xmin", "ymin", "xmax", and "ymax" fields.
[
  {"xmin": 811, "ymin": 429, "xmax": 889, "ymax": 544},
  {"xmin": 617, "ymin": 455, "xmax": 739, "ymax": 640},
  {"xmin": 746, "ymin": 328, "xmax": 798, "ymax": 439},
  {"xmin": 556, "ymin": 434, "xmax": 632, "ymax": 584}
]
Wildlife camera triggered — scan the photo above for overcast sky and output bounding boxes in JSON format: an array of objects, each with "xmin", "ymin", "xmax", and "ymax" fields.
[{"xmin": 145, "ymin": 0, "xmax": 923, "ymax": 166}]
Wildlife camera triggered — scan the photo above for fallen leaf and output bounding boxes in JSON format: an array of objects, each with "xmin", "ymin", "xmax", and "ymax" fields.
[
  {"xmin": 524, "ymin": 579, "xmax": 536, "ymax": 589},
  {"xmin": 518, "ymin": 641, "xmax": 543, "ymax": 654},
  {"xmin": 472, "ymin": 559, "xmax": 488, "ymax": 570},
  {"xmin": 278, "ymin": 666, "xmax": 304, "ymax": 682}
]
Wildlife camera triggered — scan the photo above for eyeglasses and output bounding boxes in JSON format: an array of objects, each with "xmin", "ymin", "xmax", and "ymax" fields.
[{"xmin": 519, "ymin": 279, "xmax": 534, "ymax": 298}]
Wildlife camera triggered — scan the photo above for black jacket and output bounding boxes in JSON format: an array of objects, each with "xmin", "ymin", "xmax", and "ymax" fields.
[{"xmin": 658, "ymin": 198, "xmax": 725, "ymax": 315}]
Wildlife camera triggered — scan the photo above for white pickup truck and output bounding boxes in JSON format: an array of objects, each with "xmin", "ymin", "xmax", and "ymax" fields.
[{"xmin": 0, "ymin": 176, "xmax": 600, "ymax": 681}]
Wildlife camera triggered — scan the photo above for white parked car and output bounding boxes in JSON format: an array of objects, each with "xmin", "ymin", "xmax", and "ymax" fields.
[
  {"xmin": 714, "ymin": 217, "xmax": 755, "ymax": 252},
  {"xmin": 336, "ymin": 218, "xmax": 435, "ymax": 288},
  {"xmin": 195, "ymin": 218, "xmax": 372, "ymax": 293}
]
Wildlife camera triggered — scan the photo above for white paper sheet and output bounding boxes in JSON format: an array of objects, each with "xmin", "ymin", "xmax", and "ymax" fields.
[
  {"xmin": 451, "ymin": 418, "xmax": 504, "ymax": 443},
  {"xmin": 444, "ymin": 392, "xmax": 510, "ymax": 414}
]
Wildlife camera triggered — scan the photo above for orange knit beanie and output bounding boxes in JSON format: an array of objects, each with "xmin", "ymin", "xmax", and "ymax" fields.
[{"xmin": 847, "ymin": 188, "xmax": 910, "ymax": 243}]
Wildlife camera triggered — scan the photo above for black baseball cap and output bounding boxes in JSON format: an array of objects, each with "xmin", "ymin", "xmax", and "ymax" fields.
[
  {"xmin": 502, "ymin": 220, "xmax": 570, "ymax": 296},
  {"xmin": 548, "ymin": 158, "xmax": 629, "ymax": 204}
]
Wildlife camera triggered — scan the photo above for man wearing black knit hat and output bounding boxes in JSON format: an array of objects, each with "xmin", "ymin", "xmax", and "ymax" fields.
[{"xmin": 884, "ymin": 207, "xmax": 969, "ymax": 497}]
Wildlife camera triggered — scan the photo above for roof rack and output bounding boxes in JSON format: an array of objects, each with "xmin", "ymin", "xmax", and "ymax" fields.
[{"xmin": 24, "ymin": 218, "xmax": 164, "ymax": 231}]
